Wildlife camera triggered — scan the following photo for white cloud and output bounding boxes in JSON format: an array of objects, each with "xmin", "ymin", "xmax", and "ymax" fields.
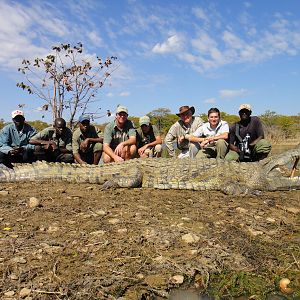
[
  {"xmin": 204, "ymin": 98, "xmax": 216, "ymax": 104},
  {"xmin": 106, "ymin": 92, "xmax": 114, "ymax": 97},
  {"xmin": 119, "ymin": 91, "xmax": 130, "ymax": 97},
  {"xmin": 192, "ymin": 7, "xmax": 209, "ymax": 23},
  {"xmin": 152, "ymin": 34, "xmax": 184, "ymax": 54},
  {"xmin": 219, "ymin": 89, "xmax": 248, "ymax": 98},
  {"xmin": 88, "ymin": 31, "xmax": 103, "ymax": 47}
]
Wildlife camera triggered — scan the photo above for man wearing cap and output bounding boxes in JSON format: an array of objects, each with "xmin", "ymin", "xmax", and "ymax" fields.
[
  {"xmin": 72, "ymin": 115, "xmax": 103, "ymax": 165},
  {"xmin": 102, "ymin": 105, "xmax": 136, "ymax": 163},
  {"xmin": 0, "ymin": 110, "xmax": 37, "ymax": 168},
  {"xmin": 137, "ymin": 116, "xmax": 162, "ymax": 158},
  {"xmin": 165, "ymin": 105, "xmax": 203, "ymax": 158},
  {"xmin": 29, "ymin": 118, "xmax": 73, "ymax": 163},
  {"xmin": 225, "ymin": 104, "xmax": 271, "ymax": 162}
]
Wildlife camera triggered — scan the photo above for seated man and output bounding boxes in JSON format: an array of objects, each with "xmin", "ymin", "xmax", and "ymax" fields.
[
  {"xmin": 137, "ymin": 116, "xmax": 162, "ymax": 158},
  {"xmin": 29, "ymin": 118, "xmax": 73, "ymax": 163},
  {"xmin": 186, "ymin": 107, "xmax": 229, "ymax": 159},
  {"xmin": 165, "ymin": 106, "xmax": 203, "ymax": 158},
  {"xmin": 0, "ymin": 110, "xmax": 37, "ymax": 168},
  {"xmin": 72, "ymin": 115, "xmax": 103, "ymax": 165},
  {"xmin": 102, "ymin": 105, "xmax": 136, "ymax": 163},
  {"xmin": 225, "ymin": 104, "xmax": 271, "ymax": 162}
]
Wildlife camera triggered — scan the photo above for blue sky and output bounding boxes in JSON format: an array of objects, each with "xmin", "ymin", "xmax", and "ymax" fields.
[{"xmin": 0, "ymin": 0, "xmax": 299, "ymax": 123}]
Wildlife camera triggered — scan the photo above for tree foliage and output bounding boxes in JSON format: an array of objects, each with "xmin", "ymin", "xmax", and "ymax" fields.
[{"xmin": 17, "ymin": 43, "xmax": 117, "ymax": 128}]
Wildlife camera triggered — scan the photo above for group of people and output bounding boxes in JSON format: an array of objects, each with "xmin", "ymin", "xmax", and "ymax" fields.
[
  {"xmin": 0, "ymin": 103, "xmax": 271, "ymax": 168},
  {"xmin": 165, "ymin": 104, "xmax": 271, "ymax": 161}
]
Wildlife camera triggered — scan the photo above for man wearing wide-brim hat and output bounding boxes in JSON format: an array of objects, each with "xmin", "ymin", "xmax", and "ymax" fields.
[
  {"xmin": 225, "ymin": 104, "xmax": 271, "ymax": 162},
  {"xmin": 165, "ymin": 105, "xmax": 203, "ymax": 158}
]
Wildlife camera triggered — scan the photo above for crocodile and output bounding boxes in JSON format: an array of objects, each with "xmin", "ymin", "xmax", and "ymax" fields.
[{"xmin": 0, "ymin": 147, "xmax": 299, "ymax": 195}]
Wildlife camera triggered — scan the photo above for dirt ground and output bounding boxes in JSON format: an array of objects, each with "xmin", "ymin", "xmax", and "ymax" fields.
[{"xmin": 0, "ymin": 182, "xmax": 299, "ymax": 299}]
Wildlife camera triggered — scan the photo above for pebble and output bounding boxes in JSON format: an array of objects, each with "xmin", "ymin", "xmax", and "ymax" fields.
[
  {"xmin": 11, "ymin": 256, "xmax": 27, "ymax": 264},
  {"xmin": 181, "ymin": 217, "xmax": 191, "ymax": 221},
  {"xmin": 108, "ymin": 218, "xmax": 120, "ymax": 224},
  {"xmin": 170, "ymin": 275, "xmax": 184, "ymax": 284},
  {"xmin": 4, "ymin": 290, "xmax": 15, "ymax": 297},
  {"xmin": 19, "ymin": 288, "xmax": 31, "ymax": 298},
  {"xmin": 286, "ymin": 207, "xmax": 300, "ymax": 214},
  {"xmin": 10, "ymin": 274, "xmax": 18, "ymax": 280},
  {"xmin": 117, "ymin": 228, "xmax": 127, "ymax": 234},
  {"xmin": 95, "ymin": 209, "xmax": 106, "ymax": 216},
  {"xmin": 47, "ymin": 226, "xmax": 59, "ymax": 233},
  {"xmin": 236, "ymin": 207, "xmax": 247, "ymax": 213},
  {"xmin": 0, "ymin": 190, "xmax": 9, "ymax": 196},
  {"xmin": 90, "ymin": 230, "xmax": 105, "ymax": 236},
  {"xmin": 28, "ymin": 197, "xmax": 40, "ymax": 208},
  {"xmin": 181, "ymin": 233, "xmax": 200, "ymax": 244}
]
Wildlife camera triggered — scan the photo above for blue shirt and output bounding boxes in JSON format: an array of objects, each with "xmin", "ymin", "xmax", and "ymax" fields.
[{"xmin": 0, "ymin": 123, "xmax": 37, "ymax": 154}]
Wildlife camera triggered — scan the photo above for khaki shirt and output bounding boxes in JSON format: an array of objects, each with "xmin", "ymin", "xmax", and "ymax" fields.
[
  {"xmin": 165, "ymin": 116, "xmax": 203, "ymax": 157},
  {"xmin": 30, "ymin": 126, "xmax": 72, "ymax": 151}
]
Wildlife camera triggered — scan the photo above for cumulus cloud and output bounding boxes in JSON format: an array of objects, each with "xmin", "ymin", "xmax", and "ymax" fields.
[
  {"xmin": 152, "ymin": 34, "xmax": 184, "ymax": 54},
  {"xmin": 219, "ymin": 89, "xmax": 248, "ymax": 98}
]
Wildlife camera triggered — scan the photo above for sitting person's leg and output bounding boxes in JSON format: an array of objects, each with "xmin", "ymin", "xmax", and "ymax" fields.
[
  {"xmin": 93, "ymin": 142, "xmax": 103, "ymax": 165},
  {"xmin": 215, "ymin": 139, "xmax": 228, "ymax": 159},
  {"xmin": 253, "ymin": 139, "xmax": 272, "ymax": 161},
  {"xmin": 225, "ymin": 150, "xmax": 239, "ymax": 161}
]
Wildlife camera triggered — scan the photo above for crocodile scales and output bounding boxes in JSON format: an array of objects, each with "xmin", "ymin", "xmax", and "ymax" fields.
[{"xmin": 0, "ymin": 147, "xmax": 299, "ymax": 195}]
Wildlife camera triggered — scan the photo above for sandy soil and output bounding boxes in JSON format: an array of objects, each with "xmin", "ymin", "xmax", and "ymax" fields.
[{"xmin": 0, "ymin": 181, "xmax": 299, "ymax": 299}]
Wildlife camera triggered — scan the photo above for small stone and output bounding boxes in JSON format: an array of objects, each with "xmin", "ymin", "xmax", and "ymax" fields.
[
  {"xmin": 47, "ymin": 226, "xmax": 59, "ymax": 233},
  {"xmin": 4, "ymin": 290, "xmax": 15, "ymax": 296},
  {"xmin": 236, "ymin": 207, "xmax": 247, "ymax": 213},
  {"xmin": 286, "ymin": 207, "xmax": 300, "ymax": 214},
  {"xmin": 56, "ymin": 188, "xmax": 66, "ymax": 193},
  {"xmin": 85, "ymin": 186, "xmax": 94, "ymax": 190},
  {"xmin": 0, "ymin": 257, "xmax": 5, "ymax": 262},
  {"xmin": 19, "ymin": 287, "xmax": 31, "ymax": 298},
  {"xmin": 10, "ymin": 234, "xmax": 19, "ymax": 238},
  {"xmin": 117, "ymin": 228, "xmax": 127, "ymax": 234},
  {"xmin": 12, "ymin": 256, "xmax": 27, "ymax": 264},
  {"xmin": 266, "ymin": 217, "xmax": 276, "ymax": 223},
  {"xmin": 170, "ymin": 275, "xmax": 184, "ymax": 284},
  {"xmin": 108, "ymin": 218, "xmax": 120, "ymax": 224},
  {"xmin": 181, "ymin": 217, "xmax": 191, "ymax": 221},
  {"xmin": 248, "ymin": 228, "xmax": 264, "ymax": 236},
  {"xmin": 10, "ymin": 273, "xmax": 18, "ymax": 280},
  {"xmin": 136, "ymin": 273, "xmax": 144, "ymax": 279},
  {"xmin": 90, "ymin": 230, "xmax": 105, "ymax": 236},
  {"xmin": 0, "ymin": 190, "xmax": 9, "ymax": 196},
  {"xmin": 95, "ymin": 210, "xmax": 106, "ymax": 216},
  {"xmin": 28, "ymin": 197, "xmax": 40, "ymax": 208},
  {"xmin": 189, "ymin": 249, "xmax": 198, "ymax": 255},
  {"xmin": 181, "ymin": 233, "xmax": 200, "ymax": 244}
]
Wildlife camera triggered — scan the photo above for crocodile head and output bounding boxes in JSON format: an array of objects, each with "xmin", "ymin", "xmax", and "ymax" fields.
[{"xmin": 262, "ymin": 147, "xmax": 300, "ymax": 191}]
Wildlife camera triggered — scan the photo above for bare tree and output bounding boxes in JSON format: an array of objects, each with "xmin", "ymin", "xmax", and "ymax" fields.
[{"xmin": 17, "ymin": 43, "xmax": 117, "ymax": 128}]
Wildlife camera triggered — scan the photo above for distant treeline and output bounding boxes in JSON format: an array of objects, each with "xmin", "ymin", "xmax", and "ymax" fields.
[{"xmin": 0, "ymin": 109, "xmax": 299, "ymax": 144}]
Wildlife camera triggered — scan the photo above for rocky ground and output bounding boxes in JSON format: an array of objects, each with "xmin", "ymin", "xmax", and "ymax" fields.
[{"xmin": 0, "ymin": 180, "xmax": 299, "ymax": 299}]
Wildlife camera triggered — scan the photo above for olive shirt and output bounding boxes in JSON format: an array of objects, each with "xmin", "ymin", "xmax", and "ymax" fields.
[
  {"xmin": 72, "ymin": 125, "xmax": 102, "ymax": 154},
  {"xmin": 31, "ymin": 127, "xmax": 73, "ymax": 151},
  {"xmin": 103, "ymin": 120, "xmax": 136, "ymax": 150},
  {"xmin": 136, "ymin": 125, "xmax": 160, "ymax": 148}
]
